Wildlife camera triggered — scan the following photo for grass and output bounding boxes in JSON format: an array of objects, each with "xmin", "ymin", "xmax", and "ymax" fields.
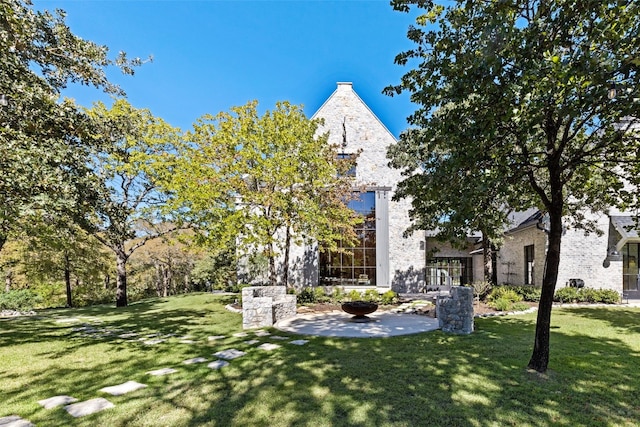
[{"xmin": 1, "ymin": 293, "xmax": 639, "ymax": 426}]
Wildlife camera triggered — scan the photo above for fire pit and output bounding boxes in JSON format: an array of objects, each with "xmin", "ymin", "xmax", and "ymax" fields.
[{"xmin": 341, "ymin": 301, "xmax": 378, "ymax": 322}]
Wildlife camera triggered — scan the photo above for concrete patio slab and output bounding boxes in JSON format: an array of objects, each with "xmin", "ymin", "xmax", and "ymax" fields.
[
  {"xmin": 99, "ymin": 380, "xmax": 147, "ymax": 396},
  {"xmin": 275, "ymin": 311, "xmax": 440, "ymax": 338},
  {"xmin": 64, "ymin": 398, "xmax": 114, "ymax": 417},
  {"xmin": 38, "ymin": 395, "xmax": 78, "ymax": 409},
  {"xmin": 289, "ymin": 339, "xmax": 309, "ymax": 345}
]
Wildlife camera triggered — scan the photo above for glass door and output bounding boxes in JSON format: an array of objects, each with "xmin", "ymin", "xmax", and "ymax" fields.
[{"xmin": 622, "ymin": 243, "xmax": 640, "ymax": 292}]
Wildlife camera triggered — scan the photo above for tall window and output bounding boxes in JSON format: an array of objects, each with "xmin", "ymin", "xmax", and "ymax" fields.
[
  {"xmin": 319, "ymin": 191, "xmax": 376, "ymax": 286},
  {"xmin": 425, "ymin": 258, "xmax": 471, "ymax": 290},
  {"xmin": 524, "ymin": 245, "xmax": 535, "ymax": 285},
  {"xmin": 623, "ymin": 243, "xmax": 639, "ymax": 292}
]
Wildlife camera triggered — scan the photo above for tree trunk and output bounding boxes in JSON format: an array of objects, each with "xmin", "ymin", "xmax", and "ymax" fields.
[
  {"xmin": 267, "ymin": 242, "xmax": 277, "ymax": 286},
  {"xmin": 115, "ymin": 252, "xmax": 128, "ymax": 307},
  {"xmin": 283, "ymin": 225, "xmax": 291, "ymax": 289},
  {"xmin": 64, "ymin": 253, "xmax": 73, "ymax": 307},
  {"xmin": 481, "ymin": 231, "xmax": 493, "ymax": 284},
  {"xmin": 528, "ymin": 206, "xmax": 563, "ymax": 372},
  {"xmin": 5, "ymin": 270, "xmax": 12, "ymax": 292}
]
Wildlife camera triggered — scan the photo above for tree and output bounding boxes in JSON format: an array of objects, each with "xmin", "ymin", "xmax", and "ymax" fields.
[
  {"xmin": 387, "ymin": 0, "xmax": 640, "ymax": 372},
  {"xmin": 0, "ymin": 0, "xmax": 146, "ymax": 254},
  {"xmin": 80, "ymin": 99, "xmax": 182, "ymax": 307},
  {"xmin": 169, "ymin": 101, "xmax": 360, "ymax": 287}
]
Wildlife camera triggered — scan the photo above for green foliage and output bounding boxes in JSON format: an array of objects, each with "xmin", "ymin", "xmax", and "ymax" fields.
[
  {"xmin": 0, "ymin": 0, "xmax": 145, "ymax": 254},
  {"xmin": 362, "ymin": 289, "xmax": 380, "ymax": 303},
  {"xmin": 388, "ymin": 0, "xmax": 640, "ymax": 371},
  {"xmin": 487, "ymin": 287, "xmax": 523, "ymax": 303},
  {"xmin": 345, "ymin": 289, "xmax": 363, "ymax": 302},
  {"xmin": 554, "ymin": 287, "xmax": 579, "ymax": 303},
  {"xmin": 470, "ymin": 281, "xmax": 492, "ymax": 301},
  {"xmin": 379, "ymin": 290, "xmax": 399, "ymax": 305},
  {"xmin": 0, "ymin": 289, "xmax": 42, "ymax": 311},
  {"xmin": 493, "ymin": 285, "xmax": 542, "ymax": 302},
  {"xmin": 554, "ymin": 287, "xmax": 620, "ymax": 304},
  {"xmin": 297, "ymin": 287, "xmax": 317, "ymax": 304},
  {"xmin": 167, "ymin": 100, "xmax": 360, "ymax": 286}
]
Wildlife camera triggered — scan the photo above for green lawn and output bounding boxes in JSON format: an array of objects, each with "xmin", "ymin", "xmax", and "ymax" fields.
[{"xmin": 1, "ymin": 293, "xmax": 639, "ymax": 426}]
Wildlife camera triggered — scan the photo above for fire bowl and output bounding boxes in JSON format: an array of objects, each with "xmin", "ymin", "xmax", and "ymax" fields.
[{"xmin": 341, "ymin": 301, "xmax": 379, "ymax": 322}]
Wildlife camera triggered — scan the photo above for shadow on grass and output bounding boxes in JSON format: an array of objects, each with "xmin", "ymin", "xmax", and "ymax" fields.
[{"xmin": 1, "ymin": 297, "xmax": 639, "ymax": 426}]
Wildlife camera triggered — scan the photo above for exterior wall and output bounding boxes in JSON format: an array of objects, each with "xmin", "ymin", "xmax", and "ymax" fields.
[
  {"xmin": 496, "ymin": 226, "xmax": 547, "ymax": 286},
  {"xmin": 497, "ymin": 212, "xmax": 623, "ymax": 294},
  {"xmin": 557, "ymin": 213, "xmax": 621, "ymax": 292},
  {"xmin": 309, "ymin": 82, "xmax": 426, "ymax": 292}
]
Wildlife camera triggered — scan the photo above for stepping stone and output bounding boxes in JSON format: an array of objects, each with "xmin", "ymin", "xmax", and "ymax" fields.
[
  {"xmin": 143, "ymin": 339, "xmax": 165, "ymax": 345},
  {"xmin": 99, "ymin": 380, "xmax": 147, "ymax": 396},
  {"xmin": 147, "ymin": 368, "xmax": 178, "ymax": 376},
  {"xmin": 180, "ymin": 335, "xmax": 193, "ymax": 339},
  {"xmin": 243, "ymin": 339, "xmax": 260, "ymax": 345},
  {"xmin": 56, "ymin": 318, "xmax": 80, "ymax": 323},
  {"xmin": 207, "ymin": 360, "xmax": 229, "ymax": 369},
  {"xmin": 182, "ymin": 357, "xmax": 207, "ymax": 365},
  {"xmin": 64, "ymin": 398, "xmax": 114, "ymax": 417},
  {"xmin": 257, "ymin": 343, "xmax": 281, "ymax": 351},
  {"xmin": 0, "ymin": 415, "xmax": 34, "ymax": 426},
  {"xmin": 180, "ymin": 339, "xmax": 196, "ymax": 344},
  {"xmin": 289, "ymin": 340, "xmax": 309, "ymax": 346},
  {"xmin": 146, "ymin": 333, "xmax": 161, "ymax": 338},
  {"xmin": 214, "ymin": 349, "xmax": 246, "ymax": 360},
  {"xmin": 38, "ymin": 395, "xmax": 78, "ymax": 409},
  {"xmin": 208, "ymin": 335, "xmax": 225, "ymax": 341},
  {"xmin": 233, "ymin": 332, "xmax": 249, "ymax": 337},
  {"xmin": 118, "ymin": 332, "xmax": 138, "ymax": 338},
  {"xmin": 254, "ymin": 330, "xmax": 270, "ymax": 337},
  {"xmin": 270, "ymin": 336, "xmax": 289, "ymax": 340}
]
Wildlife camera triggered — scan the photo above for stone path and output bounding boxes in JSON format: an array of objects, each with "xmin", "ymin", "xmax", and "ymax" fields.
[{"xmin": 16, "ymin": 327, "xmax": 309, "ymax": 422}]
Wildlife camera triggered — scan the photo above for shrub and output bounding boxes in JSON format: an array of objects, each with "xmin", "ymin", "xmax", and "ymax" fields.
[
  {"xmin": 488, "ymin": 297, "xmax": 513, "ymax": 311},
  {"xmin": 487, "ymin": 287, "xmax": 523, "ymax": 303},
  {"xmin": 596, "ymin": 289, "xmax": 620, "ymax": 304},
  {"xmin": 554, "ymin": 287, "xmax": 579, "ymax": 303},
  {"xmin": 511, "ymin": 285, "xmax": 542, "ymax": 302},
  {"xmin": 331, "ymin": 287, "xmax": 346, "ymax": 303},
  {"xmin": 362, "ymin": 289, "xmax": 379, "ymax": 303},
  {"xmin": 512, "ymin": 302, "xmax": 531, "ymax": 312},
  {"xmin": 297, "ymin": 287, "xmax": 317, "ymax": 304},
  {"xmin": 469, "ymin": 281, "xmax": 492, "ymax": 302},
  {"xmin": 314, "ymin": 287, "xmax": 331, "ymax": 303},
  {"xmin": 346, "ymin": 290, "xmax": 363, "ymax": 302},
  {"xmin": 0, "ymin": 289, "xmax": 43, "ymax": 311},
  {"xmin": 379, "ymin": 290, "xmax": 399, "ymax": 305}
]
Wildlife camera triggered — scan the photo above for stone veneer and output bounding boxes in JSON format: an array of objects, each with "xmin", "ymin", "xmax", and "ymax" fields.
[
  {"xmin": 437, "ymin": 286, "xmax": 474, "ymax": 334},
  {"xmin": 242, "ymin": 286, "xmax": 296, "ymax": 329}
]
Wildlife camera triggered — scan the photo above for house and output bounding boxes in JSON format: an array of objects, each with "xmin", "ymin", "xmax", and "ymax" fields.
[
  {"xmin": 280, "ymin": 82, "xmax": 634, "ymax": 299},
  {"xmin": 282, "ymin": 82, "xmax": 480, "ymax": 293}
]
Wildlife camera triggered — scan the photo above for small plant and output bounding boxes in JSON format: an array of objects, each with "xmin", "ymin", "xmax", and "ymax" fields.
[
  {"xmin": 314, "ymin": 287, "xmax": 331, "ymax": 303},
  {"xmin": 488, "ymin": 297, "xmax": 513, "ymax": 311},
  {"xmin": 331, "ymin": 287, "xmax": 345, "ymax": 303},
  {"xmin": 596, "ymin": 289, "xmax": 621, "ymax": 304},
  {"xmin": 379, "ymin": 290, "xmax": 399, "ymax": 305},
  {"xmin": 362, "ymin": 289, "xmax": 380, "ymax": 302},
  {"xmin": 346, "ymin": 289, "xmax": 363, "ymax": 302},
  {"xmin": 470, "ymin": 281, "xmax": 492, "ymax": 304},
  {"xmin": 554, "ymin": 287, "xmax": 579, "ymax": 303},
  {"xmin": 297, "ymin": 287, "xmax": 317, "ymax": 304},
  {"xmin": 487, "ymin": 287, "xmax": 523, "ymax": 303},
  {"xmin": 0, "ymin": 289, "xmax": 43, "ymax": 311}
]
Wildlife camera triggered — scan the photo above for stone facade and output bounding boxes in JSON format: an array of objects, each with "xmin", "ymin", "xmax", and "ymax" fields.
[
  {"xmin": 281, "ymin": 82, "xmax": 427, "ymax": 292},
  {"xmin": 436, "ymin": 286, "xmax": 474, "ymax": 334},
  {"xmin": 242, "ymin": 286, "xmax": 296, "ymax": 329}
]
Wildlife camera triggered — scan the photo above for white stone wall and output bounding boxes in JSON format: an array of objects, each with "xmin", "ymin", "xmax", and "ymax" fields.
[
  {"xmin": 310, "ymin": 82, "xmax": 426, "ymax": 292},
  {"xmin": 497, "ymin": 212, "xmax": 623, "ymax": 294},
  {"xmin": 496, "ymin": 225, "xmax": 547, "ymax": 286}
]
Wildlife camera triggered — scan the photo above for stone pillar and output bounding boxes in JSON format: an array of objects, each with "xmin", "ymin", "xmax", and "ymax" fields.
[
  {"xmin": 437, "ymin": 286, "xmax": 474, "ymax": 334},
  {"xmin": 242, "ymin": 286, "xmax": 297, "ymax": 329}
]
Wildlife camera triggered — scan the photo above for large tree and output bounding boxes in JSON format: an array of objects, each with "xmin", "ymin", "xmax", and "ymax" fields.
[
  {"xmin": 0, "ymin": 0, "xmax": 145, "ymax": 254},
  {"xmin": 387, "ymin": 0, "xmax": 640, "ymax": 372},
  {"xmin": 80, "ymin": 99, "xmax": 182, "ymax": 307},
  {"xmin": 169, "ymin": 101, "xmax": 360, "ymax": 287}
]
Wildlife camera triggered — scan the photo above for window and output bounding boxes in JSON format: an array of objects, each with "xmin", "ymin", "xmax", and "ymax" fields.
[
  {"xmin": 623, "ymin": 243, "xmax": 640, "ymax": 292},
  {"xmin": 425, "ymin": 258, "xmax": 472, "ymax": 290},
  {"xmin": 337, "ymin": 153, "xmax": 356, "ymax": 177},
  {"xmin": 524, "ymin": 245, "xmax": 535, "ymax": 285},
  {"xmin": 320, "ymin": 192, "xmax": 376, "ymax": 286}
]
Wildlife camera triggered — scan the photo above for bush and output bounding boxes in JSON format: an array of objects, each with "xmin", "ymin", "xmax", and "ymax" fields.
[
  {"xmin": 346, "ymin": 289, "xmax": 363, "ymax": 302},
  {"xmin": 297, "ymin": 287, "xmax": 317, "ymax": 304},
  {"xmin": 362, "ymin": 289, "xmax": 379, "ymax": 303},
  {"xmin": 487, "ymin": 287, "xmax": 523, "ymax": 303},
  {"xmin": 554, "ymin": 287, "xmax": 579, "ymax": 303},
  {"xmin": 0, "ymin": 290, "xmax": 43, "ymax": 311},
  {"xmin": 379, "ymin": 290, "xmax": 399, "ymax": 305},
  {"xmin": 469, "ymin": 281, "xmax": 492, "ymax": 302},
  {"xmin": 511, "ymin": 285, "xmax": 542, "ymax": 302},
  {"xmin": 314, "ymin": 287, "xmax": 331, "ymax": 303},
  {"xmin": 489, "ymin": 297, "xmax": 514, "ymax": 311},
  {"xmin": 554, "ymin": 287, "xmax": 620, "ymax": 304}
]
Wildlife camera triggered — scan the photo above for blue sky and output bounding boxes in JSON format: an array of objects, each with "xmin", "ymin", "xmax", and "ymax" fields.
[{"xmin": 33, "ymin": 0, "xmax": 420, "ymax": 137}]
